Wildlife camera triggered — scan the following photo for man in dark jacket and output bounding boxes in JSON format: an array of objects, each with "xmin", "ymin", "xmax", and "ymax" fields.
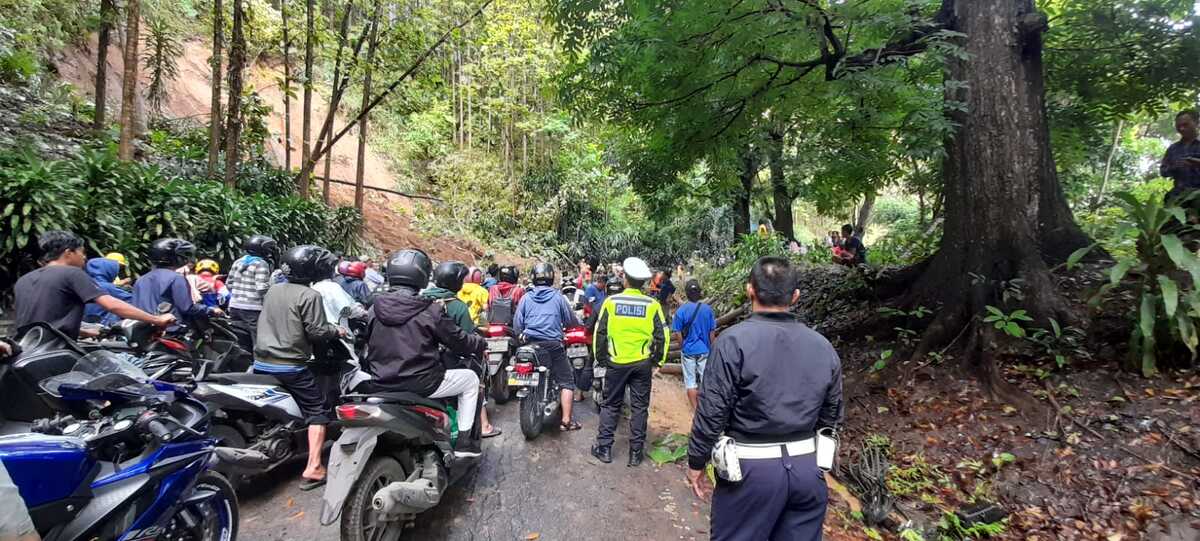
[
  {"xmin": 514, "ymin": 262, "xmax": 582, "ymax": 431},
  {"xmin": 686, "ymin": 256, "xmax": 843, "ymax": 541},
  {"xmin": 252, "ymin": 245, "xmax": 346, "ymax": 489},
  {"xmin": 132, "ymin": 238, "xmax": 222, "ymax": 325},
  {"xmin": 363, "ymin": 249, "xmax": 487, "ymax": 456}
]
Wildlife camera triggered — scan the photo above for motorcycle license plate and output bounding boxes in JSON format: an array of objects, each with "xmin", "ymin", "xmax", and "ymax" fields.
[
  {"xmin": 487, "ymin": 353, "xmax": 504, "ymax": 365},
  {"xmin": 594, "ymin": 366, "xmax": 606, "ymax": 378},
  {"xmin": 567, "ymin": 344, "xmax": 589, "ymax": 357},
  {"xmin": 486, "ymin": 339, "xmax": 509, "ymax": 353},
  {"xmin": 571, "ymin": 357, "xmax": 586, "ymax": 369},
  {"xmin": 508, "ymin": 372, "xmax": 540, "ymax": 387}
]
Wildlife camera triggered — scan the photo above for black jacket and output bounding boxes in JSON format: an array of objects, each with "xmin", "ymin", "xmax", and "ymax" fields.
[
  {"xmin": 362, "ymin": 289, "xmax": 485, "ymax": 396},
  {"xmin": 687, "ymin": 312, "xmax": 843, "ymax": 470}
]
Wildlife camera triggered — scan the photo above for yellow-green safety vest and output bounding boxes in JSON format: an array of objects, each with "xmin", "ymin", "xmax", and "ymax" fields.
[{"xmin": 593, "ymin": 288, "xmax": 668, "ymax": 366}]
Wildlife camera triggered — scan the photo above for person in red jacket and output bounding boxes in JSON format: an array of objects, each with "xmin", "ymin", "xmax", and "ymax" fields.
[{"xmin": 486, "ymin": 265, "xmax": 525, "ymax": 325}]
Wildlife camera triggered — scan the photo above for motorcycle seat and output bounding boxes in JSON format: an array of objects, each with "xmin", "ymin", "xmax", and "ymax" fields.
[
  {"xmin": 208, "ymin": 372, "xmax": 283, "ymax": 386},
  {"xmin": 344, "ymin": 391, "xmax": 448, "ymax": 411}
]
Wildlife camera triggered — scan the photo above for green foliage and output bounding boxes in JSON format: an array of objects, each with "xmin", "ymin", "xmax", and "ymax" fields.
[
  {"xmin": 887, "ymin": 454, "xmax": 950, "ymax": 499},
  {"xmin": 937, "ymin": 512, "xmax": 1007, "ymax": 540},
  {"xmin": 1084, "ymin": 191, "xmax": 1200, "ymax": 376},
  {"xmin": 0, "ymin": 143, "xmax": 361, "ymax": 285},
  {"xmin": 142, "ymin": 17, "xmax": 183, "ymax": 116},
  {"xmin": 982, "ymin": 306, "xmax": 1034, "ymax": 338},
  {"xmin": 647, "ymin": 433, "xmax": 689, "ymax": 466},
  {"xmin": 1025, "ymin": 319, "xmax": 1090, "ymax": 369}
]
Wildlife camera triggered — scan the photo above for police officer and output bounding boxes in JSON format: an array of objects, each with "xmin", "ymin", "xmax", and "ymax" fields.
[
  {"xmin": 686, "ymin": 256, "xmax": 843, "ymax": 541},
  {"xmin": 591, "ymin": 257, "xmax": 668, "ymax": 467}
]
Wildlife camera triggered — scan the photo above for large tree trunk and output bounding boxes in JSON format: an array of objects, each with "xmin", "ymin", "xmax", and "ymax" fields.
[
  {"xmin": 856, "ymin": 189, "xmax": 876, "ymax": 235},
  {"xmin": 320, "ymin": 3, "xmax": 352, "ymax": 204},
  {"xmin": 206, "ymin": 0, "xmax": 224, "ymax": 177},
  {"xmin": 222, "ymin": 0, "xmax": 246, "ymax": 187},
  {"xmin": 299, "ymin": 0, "xmax": 315, "ymax": 196},
  {"xmin": 355, "ymin": 12, "xmax": 379, "ymax": 213},
  {"xmin": 281, "ymin": 0, "xmax": 292, "ymax": 171},
  {"xmin": 1022, "ymin": 10, "xmax": 1094, "ymax": 264},
  {"xmin": 734, "ymin": 145, "xmax": 759, "ymax": 238},
  {"xmin": 93, "ymin": 0, "xmax": 114, "ymax": 130},
  {"xmin": 904, "ymin": 0, "xmax": 1077, "ymax": 404},
  {"xmin": 766, "ymin": 126, "xmax": 794, "ymax": 241},
  {"xmin": 117, "ymin": 0, "xmax": 141, "ymax": 161}
]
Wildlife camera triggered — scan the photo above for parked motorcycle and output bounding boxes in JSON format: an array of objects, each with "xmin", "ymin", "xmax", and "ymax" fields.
[
  {"xmin": 508, "ymin": 342, "xmax": 563, "ymax": 440},
  {"xmin": 481, "ymin": 324, "xmax": 516, "ymax": 404},
  {"xmin": 563, "ymin": 325, "xmax": 594, "ymax": 403},
  {"xmin": 0, "ymin": 350, "xmax": 242, "ymax": 541},
  {"xmin": 320, "ymin": 390, "xmax": 481, "ymax": 541}
]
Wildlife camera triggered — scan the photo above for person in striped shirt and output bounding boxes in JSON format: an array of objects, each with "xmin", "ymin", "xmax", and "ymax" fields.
[{"xmin": 226, "ymin": 235, "xmax": 279, "ymax": 351}]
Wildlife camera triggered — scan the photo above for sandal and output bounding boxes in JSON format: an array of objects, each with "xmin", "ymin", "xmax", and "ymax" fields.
[
  {"xmin": 560, "ymin": 420, "xmax": 583, "ymax": 431},
  {"xmin": 482, "ymin": 426, "xmax": 503, "ymax": 439}
]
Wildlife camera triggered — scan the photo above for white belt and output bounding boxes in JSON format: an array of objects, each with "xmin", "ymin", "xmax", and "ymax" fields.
[{"xmin": 734, "ymin": 438, "xmax": 815, "ymax": 460}]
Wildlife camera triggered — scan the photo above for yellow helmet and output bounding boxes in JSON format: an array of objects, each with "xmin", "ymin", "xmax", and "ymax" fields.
[
  {"xmin": 105, "ymin": 252, "xmax": 128, "ymax": 267},
  {"xmin": 195, "ymin": 259, "xmax": 220, "ymax": 274}
]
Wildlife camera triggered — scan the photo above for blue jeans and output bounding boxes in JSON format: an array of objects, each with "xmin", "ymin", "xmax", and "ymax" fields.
[{"xmin": 682, "ymin": 354, "xmax": 708, "ymax": 390}]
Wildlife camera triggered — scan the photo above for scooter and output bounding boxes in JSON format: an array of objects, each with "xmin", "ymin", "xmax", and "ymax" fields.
[
  {"xmin": 0, "ymin": 349, "xmax": 243, "ymax": 541},
  {"xmin": 509, "ymin": 342, "xmax": 564, "ymax": 440},
  {"xmin": 320, "ymin": 388, "xmax": 482, "ymax": 541},
  {"xmin": 564, "ymin": 325, "xmax": 595, "ymax": 404},
  {"xmin": 481, "ymin": 324, "xmax": 516, "ymax": 404}
]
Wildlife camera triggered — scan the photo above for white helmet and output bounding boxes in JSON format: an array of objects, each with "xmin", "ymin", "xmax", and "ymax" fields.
[{"xmin": 623, "ymin": 257, "xmax": 652, "ymax": 281}]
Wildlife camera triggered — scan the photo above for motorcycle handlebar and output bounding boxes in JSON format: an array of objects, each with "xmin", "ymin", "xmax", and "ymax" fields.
[{"xmin": 145, "ymin": 418, "xmax": 173, "ymax": 442}]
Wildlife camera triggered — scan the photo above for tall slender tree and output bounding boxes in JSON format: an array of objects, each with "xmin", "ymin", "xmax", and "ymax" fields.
[
  {"xmin": 222, "ymin": 0, "xmax": 246, "ymax": 187},
  {"xmin": 320, "ymin": 3, "xmax": 353, "ymax": 204},
  {"xmin": 281, "ymin": 0, "xmax": 292, "ymax": 171},
  {"xmin": 93, "ymin": 0, "xmax": 115, "ymax": 130},
  {"xmin": 355, "ymin": 8, "xmax": 380, "ymax": 213},
  {"xmin": 299, "ymin": 0, "xmax": 315, "ymax": 196},
  {"xmin": 117, "ymin": 0, "xmax": 141, "ymax": 161},
  {"xmin": 206, "ymin": 0, "xmax": 224, "ymax": 177}
]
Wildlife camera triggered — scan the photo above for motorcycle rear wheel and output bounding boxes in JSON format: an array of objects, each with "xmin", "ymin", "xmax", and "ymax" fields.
[
  {"xmin": 519, "ymin": 392, "xmax": 543, "ymax": 440},
  {"xmin": 489, "ymin": 369, "xmax": 511, "ymax": 404},
  {"xmin": 341, "ymin": 456, "xmax": 407, "ymax": 541}
]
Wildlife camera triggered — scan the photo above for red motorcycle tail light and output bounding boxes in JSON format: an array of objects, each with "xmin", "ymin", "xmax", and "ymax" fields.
[
  {"xmin": 409, "ymin": 405, "xmax": 449, "ymax": 430},
  {"xmin": 336, "ymin": 404, "xmax": 381, "ymax": 420},
  {"xmin": 486, "ymin": 325, "xmax": 507, "ymax": 337},
  {"xmin": 515, "ymin": 362, "xmax": 534, "ymax": 375}
]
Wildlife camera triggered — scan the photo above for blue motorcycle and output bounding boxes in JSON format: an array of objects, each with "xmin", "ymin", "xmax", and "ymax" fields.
[{"xmin": 0, "ymin": 343, "xmax": 239, "ymax": 541}]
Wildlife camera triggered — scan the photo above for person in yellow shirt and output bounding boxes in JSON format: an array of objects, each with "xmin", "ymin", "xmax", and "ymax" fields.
[
  {"xmin": 105, "ymin": 252, "xmax": 131, "ymax": 287},
  {"xmin": 458, "ymin": 267, "xmax": 491, "ymax": 325}
]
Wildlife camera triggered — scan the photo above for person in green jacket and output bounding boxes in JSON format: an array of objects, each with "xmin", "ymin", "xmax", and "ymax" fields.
[{"xmin": 423, "ymin": 261, "xmax": 501, "ymax": 438}]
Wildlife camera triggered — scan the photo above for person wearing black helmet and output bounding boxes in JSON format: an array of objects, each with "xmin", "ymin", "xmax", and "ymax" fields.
[
  {"xmin": 226, "ymin": 234, "xmax": 280, "ymax": 350},
  {"xmin": 486, "ymin": 264, "xmax": 525, "ymax": 326},
  {"xmin": 253, "ymin": 244, "xmax": 347, "ymax": 490},
  {"xmin": 362, "ymin": 249, "xmax": 488, "ymax": 456},
  {"xmin": 132, "ymin": 238, "xmax": 221, "ymax": 325},
  {"xmin": 423, "ymin": 261, "xmax": 501, "ymax": 439},
  {"xmin": 514, "ymin": 261, "xmax": 582, "ymax": 431}
]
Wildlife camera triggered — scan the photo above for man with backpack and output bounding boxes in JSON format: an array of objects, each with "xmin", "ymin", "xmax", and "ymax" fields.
[
  {"xmin": 486, "ymin": 265, "xmax": 525, "ymax": 326},
  {"xmin": 672, "ymin": 279, "xmax": 717, "ymax": 411}
]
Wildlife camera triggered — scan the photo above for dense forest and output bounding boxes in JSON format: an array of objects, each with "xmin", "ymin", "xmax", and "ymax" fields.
[{"xmin": 0, "ymin": 0, "xmax": 1199, "ymax": 536}]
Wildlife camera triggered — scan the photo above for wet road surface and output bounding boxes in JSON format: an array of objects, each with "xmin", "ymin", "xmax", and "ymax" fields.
[{"xmin": 238, "ymin": 387, "xmax": 712, "ymax": 541}]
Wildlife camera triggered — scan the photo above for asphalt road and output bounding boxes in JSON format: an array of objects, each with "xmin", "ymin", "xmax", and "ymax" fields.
[{"xmin": 237, "ymin": 390, "xmax": 712, "ymax": 541}]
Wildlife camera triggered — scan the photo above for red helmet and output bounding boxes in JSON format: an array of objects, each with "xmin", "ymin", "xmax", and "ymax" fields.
[
  {"xmin": 343, "ymin": 261, "xmax": 367, "ymax": 279},
  {"xmin": 467, "ymin": 267, "xmax": 483, "ymax": 284}
]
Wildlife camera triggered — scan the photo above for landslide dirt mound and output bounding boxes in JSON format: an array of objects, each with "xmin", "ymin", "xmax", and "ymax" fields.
[{"xmin": 52, "ymin": 35, "xmax": 503, "ymax": 263}]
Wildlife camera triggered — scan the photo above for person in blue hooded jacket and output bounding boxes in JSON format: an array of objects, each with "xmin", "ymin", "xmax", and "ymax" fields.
[
  {"xmin": 83, "ymin": 257, "xmax": 134, "ymax": 325},
  {"xmin": 514, "ymin": 262, "xmax": 582, "ymax": 431}
]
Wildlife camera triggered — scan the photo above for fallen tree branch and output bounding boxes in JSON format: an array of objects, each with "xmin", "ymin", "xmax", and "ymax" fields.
[
  {"xmin": 1044, "ymin": 380, "xmax": 1105, "ymax": 440},
  {"xmin": 1118, "ymin": 446, "xmax": 1195, "ymax": 479}
]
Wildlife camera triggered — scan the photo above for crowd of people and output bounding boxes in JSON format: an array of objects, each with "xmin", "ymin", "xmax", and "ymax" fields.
[{"xmin": 3, "ymin": 229, "xmax": 845, "ymax": 541}]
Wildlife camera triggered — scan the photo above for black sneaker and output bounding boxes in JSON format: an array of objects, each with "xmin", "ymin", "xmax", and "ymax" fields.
[
  {"xmin": 627, "ymin": 448, "xmax": 644, "ymax": 467},
  {"xmin": 591, "ymin": 444, "xmax": 613, "ymax": 464}
]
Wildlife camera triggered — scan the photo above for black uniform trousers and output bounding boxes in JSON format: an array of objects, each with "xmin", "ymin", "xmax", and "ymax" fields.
[
  {"xmin": 710, "ymin": 453, "xmax": 828, "ymax": 541},
  {"xmin": 595, "ymin": 358, "xmax": 653, "ymax": 451}
]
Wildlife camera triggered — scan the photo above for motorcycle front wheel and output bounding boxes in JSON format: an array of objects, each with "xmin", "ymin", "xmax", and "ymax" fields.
[
  {"xmin": 489, "ymin": 368, "xmax": 511, "ymax": 404},
  {"xmin": 341, "ymin": 456, "xmax": 407, "ymax": 541},
  {"xmin": 165, "ymin": 471, "xmax": 238, "ymax": 541},
  {"xmin": 519, "ymin": 389, "xmax": 544, "ymax": 440}
]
